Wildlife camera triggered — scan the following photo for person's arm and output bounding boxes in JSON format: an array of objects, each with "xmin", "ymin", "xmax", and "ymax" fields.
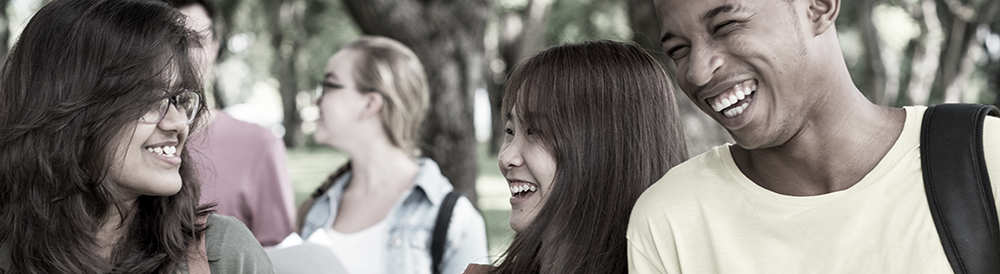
[
  {"xmin": 441, "ymin": 197, "xmax": 490, "ymax": 274},
  {"xmin": 250, "ymin": 134, "xmax": 296, "ymax": 247},
  {"xmin": 205, "ymin": 214, "xmax": 276, "ymax": 273}
]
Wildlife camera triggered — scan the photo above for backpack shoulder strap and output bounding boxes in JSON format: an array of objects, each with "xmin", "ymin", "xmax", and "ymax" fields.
[
  {"xmin": 431, "ymin": 191, "xmax": 462, "ymax": 274},
  {"xmin": 920, "ymin": 103, "xmax": 1000, "ymax": 274}
]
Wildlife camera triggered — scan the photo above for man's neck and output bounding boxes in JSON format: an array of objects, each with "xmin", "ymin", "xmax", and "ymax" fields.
[{"xmin": 730, "ymin": 99, "xmax": 906, "ymax": 196}]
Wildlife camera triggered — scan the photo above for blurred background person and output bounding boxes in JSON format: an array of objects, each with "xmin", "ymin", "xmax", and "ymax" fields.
[
  {"xmin": 0, "ymin": 0, "xmax": 271, "ymax": 272},
  {"xmin": 296, "ymin": 36, "xmax": 489, "ymax": 274},
  {"xmin": 163, "ymin": 0, "xmax": 297, "ymax": 248},
  {"xmin": 470, "ymin": 40, "xmax": 688, "ymax": 274}
]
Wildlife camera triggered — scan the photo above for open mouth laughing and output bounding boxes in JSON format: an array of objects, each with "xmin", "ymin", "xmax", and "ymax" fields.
[
  {"xmin": 509, "ymin": 181, "xmax": 537, "ymax": 198},
  {"xmin": 706, "ymin": 79, "xmax": 758, "ymax": 118}
]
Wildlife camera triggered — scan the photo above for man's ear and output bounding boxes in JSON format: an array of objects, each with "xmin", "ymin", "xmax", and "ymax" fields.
[
  {"xmin": 808, "ymin": 0, "xmax": 840, "ymax": 35},
  {"xmin": 360, "ymin": 92, "xmax": 384, "ymax": 120}
]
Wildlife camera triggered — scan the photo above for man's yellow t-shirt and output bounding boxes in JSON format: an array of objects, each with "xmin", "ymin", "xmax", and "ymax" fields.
[{"xmin": 627, "ymin": 106, "xmax": 1000, "ymax": 274}]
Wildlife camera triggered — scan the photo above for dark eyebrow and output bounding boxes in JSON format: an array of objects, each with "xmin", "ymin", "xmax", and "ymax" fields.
[
  {"xmin": 661, "ymin": 4, "xmax": 739, "ymax": 43},
  {"xmin": 323, "ymin": 72, "xmax": 338, "ymax": 81},
  {"xmin": 704, "ymin": 4, "xmax": 737, "ymax": 21},
  {"xmin": 660, "ymin": 32, "xmax": 675, "ymax": 44}
]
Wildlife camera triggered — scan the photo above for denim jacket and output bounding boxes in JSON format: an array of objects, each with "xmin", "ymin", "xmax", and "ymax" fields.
[{"xmin": 300, "ymin": 158, "xmax": 489, "ymax": 274}]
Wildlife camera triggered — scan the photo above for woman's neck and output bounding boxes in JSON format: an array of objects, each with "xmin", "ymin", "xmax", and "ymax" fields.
[
  {"xmin": 345, "ymin": 141, "xmax": 420, "ymax": 194},
  {"xmin": 96, "ymin": 200, "xmax": 134, "ymax": 259}
]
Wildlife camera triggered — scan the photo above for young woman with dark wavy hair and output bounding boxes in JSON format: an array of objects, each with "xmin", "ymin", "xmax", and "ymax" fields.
[
  {"xmin": 0, "ymin": 0, "xmax": 271, "ymax": 272},
  {"xmin": 469, "ymin": 40, "xmax": 688, "ymax": 274}
]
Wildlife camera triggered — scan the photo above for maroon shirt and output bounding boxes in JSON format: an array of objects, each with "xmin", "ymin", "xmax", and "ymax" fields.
[{"xmin": 188, "ymin": 111, "xmax": 295, "ymax": 247}]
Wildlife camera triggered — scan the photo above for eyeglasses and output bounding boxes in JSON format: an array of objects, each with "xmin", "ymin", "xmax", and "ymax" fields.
[{"xmin": 140, "ymin": 89, "xmax": 201, "ymax": 124}]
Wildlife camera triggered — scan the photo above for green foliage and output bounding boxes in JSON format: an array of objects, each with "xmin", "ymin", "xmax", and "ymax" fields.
[
  {"xmin": 297, "ymin": 0, "xmax": 359, "ymax": 92},
  {"xmin": 544, "ymin": 0, "xmax": 630, "ymax": 45}
]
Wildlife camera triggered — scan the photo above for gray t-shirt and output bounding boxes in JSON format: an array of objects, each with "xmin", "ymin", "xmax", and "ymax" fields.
[{"xmin": 0, "ymin": 213, "xmax": 274, "ymax": 273}]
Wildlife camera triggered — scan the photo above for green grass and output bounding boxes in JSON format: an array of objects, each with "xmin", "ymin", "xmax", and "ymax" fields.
[{"xmin": 286, "ymin": 143, "xmax": 513, "ymax": 261}]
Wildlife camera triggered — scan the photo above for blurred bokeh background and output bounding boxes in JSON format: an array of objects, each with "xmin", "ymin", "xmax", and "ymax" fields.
[{"xmin": 4, "ymin": 0, "xmax": 1000, "ymax": 260}]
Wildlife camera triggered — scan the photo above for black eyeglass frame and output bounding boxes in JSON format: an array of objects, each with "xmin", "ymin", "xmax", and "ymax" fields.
[{"xmin": 139, "ymin": 89, "xmax": 201, "ymax": 125}]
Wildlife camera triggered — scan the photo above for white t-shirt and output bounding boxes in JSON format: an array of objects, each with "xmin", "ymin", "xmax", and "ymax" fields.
[
  {"xmin": 327, "ymin": 218, "xmax": 391, "ymax": 274},
  {"xmin": 627, "ymin": 106, "xmax": 1000, "ymax": 274}
]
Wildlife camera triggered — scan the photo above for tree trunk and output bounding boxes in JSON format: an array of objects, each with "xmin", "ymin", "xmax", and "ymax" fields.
[
  {"xmin": 264, "ymin": 0, "xmax": 305, "ymax": 147},
  {"xmin": 488, "ymin": 0, "xmax": 550, "ymax": 154},
  {"xmin": 342, "ymin": 0, "xmax": 491, "ymax": 206},
  {"xmin": 626, "ymin": 0, "xmax": 731, "ymax": 156},
  {"xmin": 0, "ymin": 0, "xmax": 9, "ymax": 60},
  {"xmin": 859, "ymin": 0, "xmax": 889, "ymax": 105},
  {"xmin": 906, "ymin": 0, "xmax": 943, "ymax": 105},
  {"xmin": 934, "ymin": 0, "xmax": 999, "ymax": 103},
  {"xmin": 211, "ymin": 0, "xmax": 242, "ymax": 109}
]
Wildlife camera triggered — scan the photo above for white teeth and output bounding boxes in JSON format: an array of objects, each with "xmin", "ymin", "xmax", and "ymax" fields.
[
  {"xmin": 509, "ymin": 184, "xmax": 538, "ymax": 195},
  {"xmin": 723, "ymin": 102, "xmax": 751, "ymax": 118},
  {"xmin": 711, "ymin": 82, "xmax": 757, "ymax": 115},
  {"xmin": 146, "ymin": 145, "xmax": 178, "ymax": 157}
]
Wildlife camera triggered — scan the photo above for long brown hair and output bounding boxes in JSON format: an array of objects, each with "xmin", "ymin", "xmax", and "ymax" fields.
[
  {"xmin": 493, "ymin": 40, "xmax": 688, "ymax": 273},
  {"xmin": 0, "ymin": 0, "xmax": 210, "ymax": 272}
]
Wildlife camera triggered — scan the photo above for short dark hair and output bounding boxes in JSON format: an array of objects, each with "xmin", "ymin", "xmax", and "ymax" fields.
[
  {"xmin": 0, "ymin": 0, "xmax": 210, "ymax": 272},
  {"xmin": 493, "ymin": 40, "xmax": 688, "ymax": 273}
]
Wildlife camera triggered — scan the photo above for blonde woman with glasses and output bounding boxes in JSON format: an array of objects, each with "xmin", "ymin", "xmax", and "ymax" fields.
[{"xmin": 297, "ymin": 36, "xmax": 488, "ymax": 274}]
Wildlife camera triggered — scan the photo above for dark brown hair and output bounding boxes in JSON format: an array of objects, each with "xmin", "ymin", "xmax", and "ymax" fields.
[
  {"xmin": 0, "ymin": 0, "xmax": 210, "ymax": 272},
  {"xmin": 493, "ymin": 40, "xmax": 688, "ymax": 274}
]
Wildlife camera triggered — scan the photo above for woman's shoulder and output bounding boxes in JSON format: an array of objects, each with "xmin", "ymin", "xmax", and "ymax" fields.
[
  {"xmin": 205, "ymin": 214, "xmax": 261, "ymax": 252},
  {"xmin": 204, "ymin": 214, "xmax": 275, "ymax": 273}
]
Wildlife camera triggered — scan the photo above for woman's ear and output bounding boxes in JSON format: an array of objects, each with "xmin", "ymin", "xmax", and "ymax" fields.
[
  {"xmin": 808, "ymin": 0, "xmax": 840, "ymax": 36},
  {"xmin": 360, "ymin": 92, "xmax": 384, "ymax": 120}
]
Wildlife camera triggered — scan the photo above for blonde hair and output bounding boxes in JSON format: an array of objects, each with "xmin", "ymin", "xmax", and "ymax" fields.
[{"xmin": 343, "ymin": 36, "xmax": 429, "ymax": 156}]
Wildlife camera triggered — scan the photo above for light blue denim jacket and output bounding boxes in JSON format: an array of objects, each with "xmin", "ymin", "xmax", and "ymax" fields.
[{"xmin": 300, "ymin": 158, "xmax": 489, "ymax": 274}]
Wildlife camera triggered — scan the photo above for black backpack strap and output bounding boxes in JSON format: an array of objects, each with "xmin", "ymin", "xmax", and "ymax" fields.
[
  {"xmin": 921, "ymin": 103, "xmax": 1000, "ymax": 274},
  {"xmin": 431, "ymin": 191, "xmax": 462, "ymax": 274}
]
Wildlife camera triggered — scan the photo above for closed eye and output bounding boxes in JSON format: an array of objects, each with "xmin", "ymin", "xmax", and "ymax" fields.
[
  {"xmin": 323, "ymin": 82, "xmax": 343, "ymax": 89},
  {"xmin": 666, "ymin": 45, "xmax": 690, "ymax": 60},
  {"xmin": 712, "ymin": 20, "xmax": 744, "ymax": 37}
]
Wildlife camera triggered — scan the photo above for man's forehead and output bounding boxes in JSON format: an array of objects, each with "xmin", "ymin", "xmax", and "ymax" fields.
[
  {"xmin": 655, "ymin": 0, "xmax": 755, "ymax": 37},
  {"xmin": 654, "ymin": 0, "xmax": 742, "ymax": 18}
]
